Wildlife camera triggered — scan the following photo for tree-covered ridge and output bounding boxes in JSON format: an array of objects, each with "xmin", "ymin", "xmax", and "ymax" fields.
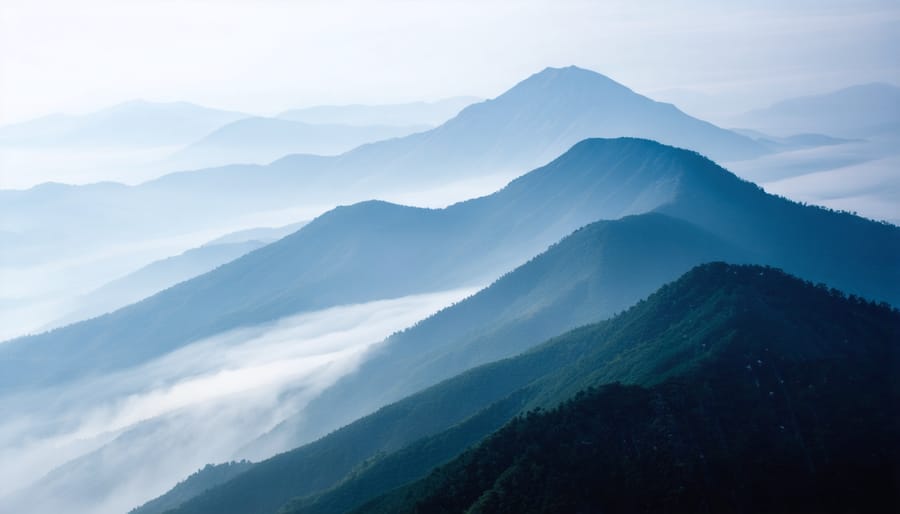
[
  {"xmin": 350, "ymin": 264, "xmax": 900, "ymax": 514},
  {"xmin": 262, "ymin": 212, "xmax": 742, "ymax": 453},
  {"xmin": 268, "ymin": 263, "xmax": 898, "ymax": 514},
  {"xmin": 129, "ymin": 461, "xmax": 252, "ymax": 514}
]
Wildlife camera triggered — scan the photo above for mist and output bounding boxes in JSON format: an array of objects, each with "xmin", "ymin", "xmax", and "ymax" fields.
[{"xmin": 0, "ymin": 287, "xmax": 477, "ymax": 514}]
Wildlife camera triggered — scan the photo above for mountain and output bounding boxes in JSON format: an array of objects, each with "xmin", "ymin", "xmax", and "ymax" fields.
[
  {"xmin": 51, "ymin": 240, "xmax": 267, "ymax": 327},
  {"xmin": 48, "ymin": 221, "xmax": 306, "ymax": 328},
  {"xmin": 1, "ymin": 67, "xmax": 769, "ymax": 273},
  {"xmin": 732, "ymin": 83, "xmax": 900, "ymax": 138},
  {"xmin": 0, "ymin": 100, "xmax": 251, "ymax": 188},
  {"xmin": 0, "ymin": 100, "xmax": 247, "ymax": 148},
  {"xmin": 165, "ymin": 117, "xmax": 429, "ymax": 169},
  {"xmin": 349, "ymin": 266, "xmax": 899, "ymax": 514},
  {"xmin": 0, "ymin": 137, "xmax": 682, "ymax": 390},
  {"xmin": 246, "ymin": 213, "xmax": 743, "ymax": 456},
  {"xmin": 144, "ymin": 66, "xmax": 770, "ymax": 203},
  {"xmin": 278, "ymin": 97, "xmax": 480, "ymax": 127},
  {"xmin": 149, "ymin": 264, "xmax": 900, "ymax": 514},
  {"xmin": 129, "ymin": 462, "xmax": 253, "ymax": 514},
  {"xmin": 34, "ymin": 211, "xmax": 735, "ymax": 514},
  {"xmin": 2, "ymin": 138, "xmax": 897, "ymax": 392},
  {"xmin": 202, "ymin": 222, "xmax": 308, "ymax": 246}
]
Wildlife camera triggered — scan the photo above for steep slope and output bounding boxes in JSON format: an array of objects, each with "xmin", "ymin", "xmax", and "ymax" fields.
[
  {"xmin": 129, "ymin": 462, "xmax": 253, "ymax": 514},
  {"xmin": 126, "ymin": 213, "xmax": 737, "ymax": 514},
  {"xmin": 0, "ymin": 137, "xmax": 678, "ymax": 390},
  {"xmin": 732, "ymin": 82, "xmax": 900, "ymax": 138},
  {"xmin": 3, "ymin": 138, "xmax": 897, "ymax": 394},
  {"xmin": 351, "ymin": 269, "xmax": 899, "ymax": 514},
  {"xmin": 248, "ymin": 213, "xmax": 745, "ymax": 455},
  {"xmin": 2, "ymin": 66, "xmax": 767, "ymax": 270},
  {"xmin": 251, "ymin": 135, "xmax": 899, "ymax": 453},
  {"xmin": 166, "ymin": 117, "xmax": 427, "ymax": 169},
  {"xmin": 293, "ymin": 66, "xmax": 767, "ymax": 189},
  {"xmin": 51, "ymin": 240, "xmax": 267, "ymax": 327},
  {"xmin": 159, "ymin": 264, "xmax": 899, "ymax": 514}
]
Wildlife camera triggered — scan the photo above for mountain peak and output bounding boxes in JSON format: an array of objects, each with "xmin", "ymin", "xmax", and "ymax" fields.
[{"xmin": 512, "ymin": 65, "xmax": 635, "ymax": 97}]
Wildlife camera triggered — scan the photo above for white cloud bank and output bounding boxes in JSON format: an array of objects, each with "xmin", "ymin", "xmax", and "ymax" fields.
[{"xmin": 0, "ymin": 286, "xmax": 477, "ymax": 514}]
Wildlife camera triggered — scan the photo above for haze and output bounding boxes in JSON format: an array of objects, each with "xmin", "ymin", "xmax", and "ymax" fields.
[{"xmin": 2, "ymin": 0, "xmax": 898, "ymax": 126}]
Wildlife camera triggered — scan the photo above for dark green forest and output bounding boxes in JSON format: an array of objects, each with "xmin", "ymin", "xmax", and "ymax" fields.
[
  {"xmin": 281, "ymin": 264, "xmax": 900, "ymax": 514},
  {"xmin": 156, "ymin": 263, "xmax": 898, "ymax": 514}
]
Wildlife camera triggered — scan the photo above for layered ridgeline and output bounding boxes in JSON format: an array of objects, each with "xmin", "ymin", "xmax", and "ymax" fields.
[
  {"xmin": 0, "ymin": 137, "xmax": 682, "ymax": 390},
  {"xmin": 0, "ymin": 100, "xmax": 248, "ymax": 149},
  {"xmin": 731, "ymin": 82, "xmax": 900, "ymax": 138},
  {"xmin": 246, "ymin": 213, "xmax": 744, "ymax": 456},
  {"xmin": 49, "ymin": 220, "xmax": 307, "ymax": 328},
  {"xmin": 2, "ymin": 138, "xmax": 897, "ymax": 392},
  {"xmin": 142, "ymin": 264, "xmax": 899, "ymax": 514},
  {"xmin": 50, "ymin": 241, "xmax": 266, "ymax": 328},
  {"xmin": 132, "ymin": 215, "xmax": 739, "ymax": 514},
  {"xmin": 127, "ymin": 66, "xmax": 770, "ymax": 197},
  {"xmin": 351, "ymin": 269, "xmax": 899, "ymax": 514},
  {"xmin": 1, "ymin": 66, "xmax": 767, "ymax": 267},
  {"xmin": 164, "ymin": 118, "xmax": 429, "ymax": 170}
]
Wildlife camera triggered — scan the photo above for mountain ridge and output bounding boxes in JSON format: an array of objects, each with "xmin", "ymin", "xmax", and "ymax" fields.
[
  {"xmin": 2, "ymin": 137, "xmax": 896, "ymax": 394},
  {"xmin": 147, "ymin": 264, "xmax": 900, "ymax": 514}
]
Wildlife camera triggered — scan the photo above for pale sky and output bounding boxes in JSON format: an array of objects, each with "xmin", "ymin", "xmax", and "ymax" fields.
[{"xmin": 1, "ymin": 0, "xmax": 898, "ymax": 125}]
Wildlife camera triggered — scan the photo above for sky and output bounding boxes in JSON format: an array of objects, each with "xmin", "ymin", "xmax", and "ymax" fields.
[{"xmin": 1, "ymin": 0, "xmax": 899, "ymax": 126}]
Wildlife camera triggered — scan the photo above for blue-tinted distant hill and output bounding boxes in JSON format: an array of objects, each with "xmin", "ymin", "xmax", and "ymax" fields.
[
  {"xmin": 165, "ymin": 117, "xmax": 429, "ymax": 169},
  {"xmin": 1, "ymin": 138, "xmax": 896, "ymax": 394},
  {"xmin": 732, "ymin": 83, "xmax": 900, "ymax": 138},
  {"xmin": 51, "ymin": 240, "xmax": 266, "ymax": 328},
  {"xmin": 161, "ymin": 65, "xmax": 767, "ymax": 194},
  {"xmin": 0, "ymin": 100, "xmax": 247, "ymax": 148},
  {"xmin": 243, "ymin": 212, "xmax": 745, "ymax": 457},
  {"xmin": 1, "ymin": 66, "xmax": 770, "ymax": 269}
]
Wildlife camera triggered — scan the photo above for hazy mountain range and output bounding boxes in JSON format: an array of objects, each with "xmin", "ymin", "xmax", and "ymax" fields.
[
  {"xmin": 4, "ymin": 137, "xmax": 895, "ymax": 392},
  {"xmin": 731, "ymin": 82, "xmax": 900, "ymax": 138},
  {"xmin": 49, "ymin": 221, "xmax": 307, "ymax": 328},
  {"xmin": 132, "ymin": 264, "xmax": 900, "ymax": 514},
  {"xmin": 165, "ymin": 118, "xmax": 428, "ymax": 169},
  {"xmin": 1, "ymin": 64, "xmax": 897, "ymax": 514},
  {"xmin": 2, "ymin": 66, "xmax": 790, "ymax": 344},
  {"xmin": 0, "ymin": 100, "xmax": 248, "ymax": 149}
]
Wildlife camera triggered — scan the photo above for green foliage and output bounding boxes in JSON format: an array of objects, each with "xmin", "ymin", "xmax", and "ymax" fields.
[
  {"xmin": 276, "ymin": 263, "xmax": 899, "ymax": 514},
  {"xmin": 351, "ymin": 267, "xmax": 899, "ymax": 513},
  {"xmin": 130, "ymin": 461, "xmax": 253, "ymax": 514}
]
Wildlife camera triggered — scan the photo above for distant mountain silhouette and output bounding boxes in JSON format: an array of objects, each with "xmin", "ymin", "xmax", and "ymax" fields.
[
  {"xmin": 50, "ymin": 240, "xmax": 266, "ymax": 328},
  {"xmin": 201, "ymin": 221, "xmax": 307, "ymax": 246},
  {"xmin": 279, "ymin": 97, "xmax": 479, "ymax": 127},
  {"xmin": 150, "ymin": 66, "xmax": 768, "ymax": 198},
  {"xmin": 166, "ymin": 117, "xmax": 428, "ymax": 169},
  {"xmin": 1, "ymin": 66, "xmax": 770, "ymax": 270},
  {"xmin": 1, "ymin": 138, "xmax": 895, "ymax": 393},
  {"xmin": 732, "ymin": 83, "xmax": 900, "ymax": 138},
  {"xmin": 145, "ymin": 264, "xmax": 900, "ymax": 514},
  {"xmin": 0, "ymin": 100, "xmax": 247, "ymax": 148},
  {"xmin": 246, "ymin": 213, "xmax": 743, "ymax": 456}
]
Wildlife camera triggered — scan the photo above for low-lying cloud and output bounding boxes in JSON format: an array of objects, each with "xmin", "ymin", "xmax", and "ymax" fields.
[{"xmin": 0, "ymin": 287, "xmax": 477, "ymax": 514}]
